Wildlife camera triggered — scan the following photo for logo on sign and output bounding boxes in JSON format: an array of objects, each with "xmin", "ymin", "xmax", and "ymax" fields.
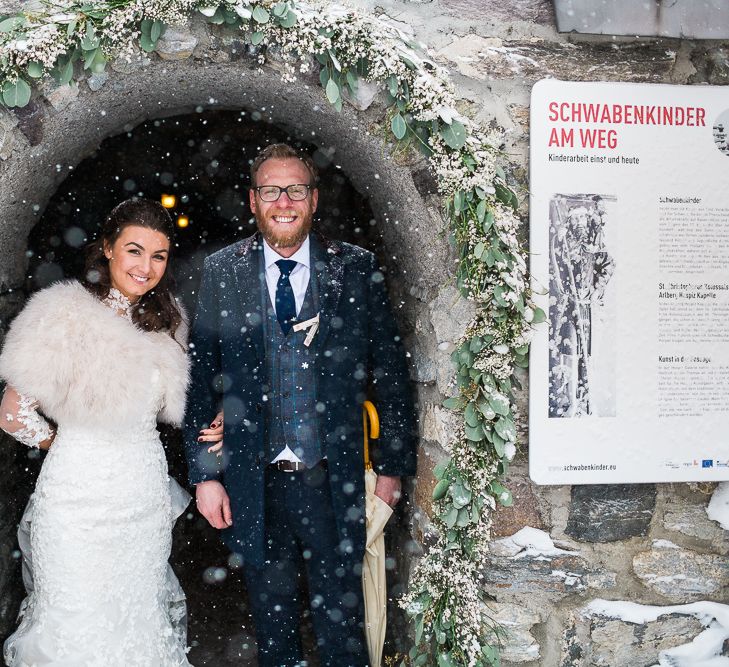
[{"xmin": 702, "ymin": 459, "xmax": 714, "ymax": 468}]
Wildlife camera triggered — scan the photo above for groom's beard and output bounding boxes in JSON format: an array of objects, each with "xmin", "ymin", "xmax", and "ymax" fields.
[{"xmin": 255, "ymin": 206, "xmax": 314, "ymax": 250}]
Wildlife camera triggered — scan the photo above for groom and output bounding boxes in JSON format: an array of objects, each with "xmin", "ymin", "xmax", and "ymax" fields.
[{"xmin": 184, "ymin": 143, "xmax": 417, "ymax": 666}]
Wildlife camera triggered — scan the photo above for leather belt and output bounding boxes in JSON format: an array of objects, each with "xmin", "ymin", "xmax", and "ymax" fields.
[
  {"xmin": 269, "ymin": 460, "xmax": 308, "ymax": 473},
  {"xmin": 268, "ymin": 459, "xmax": 327, "ymax": 473}
]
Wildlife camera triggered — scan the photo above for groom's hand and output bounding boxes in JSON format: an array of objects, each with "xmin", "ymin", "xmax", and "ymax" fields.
[
  {"xmin": 196, "ymin": 480, "xmax": 233, "ymax": 529},
  {"xmin": 374, "ymin": 475, "xmax": 402, "ymax": 508}
]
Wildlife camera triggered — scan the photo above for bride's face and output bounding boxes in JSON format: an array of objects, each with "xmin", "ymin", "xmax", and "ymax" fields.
[{"xmin": 103, "ymin": 224, "xmax": 170, "ymax": 302}]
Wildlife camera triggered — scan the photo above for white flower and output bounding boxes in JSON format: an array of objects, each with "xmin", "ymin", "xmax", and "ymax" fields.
[{"xmin": 504, "ymin": 442, "xmax": 516, "ymax": 460}]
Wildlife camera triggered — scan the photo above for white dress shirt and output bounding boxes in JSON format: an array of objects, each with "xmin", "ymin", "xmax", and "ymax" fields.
[
  {"xmin": 262, "ymin": 236, "xmax": 310, "ymax": 317},
  {"xmin": 262, "ymin": 236, "xmax": 311, "ymax": 464}
]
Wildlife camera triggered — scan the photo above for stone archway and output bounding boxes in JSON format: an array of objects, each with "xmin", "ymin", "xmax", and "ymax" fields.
[{"xmin": 0, "ymin": 29, "xmax": 463, "ymax": 655}]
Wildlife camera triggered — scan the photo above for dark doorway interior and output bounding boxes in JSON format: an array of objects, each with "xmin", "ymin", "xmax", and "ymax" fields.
[{"xmin": 15, "ymin": 110, "xmax": 383, "ymax": 665}]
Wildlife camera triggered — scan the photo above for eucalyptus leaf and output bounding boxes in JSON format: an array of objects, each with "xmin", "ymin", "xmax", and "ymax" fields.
[
  {"xmin": 488, "ymin": 393, "xmax": 510, "ymax": 416},
  {"xmin": 432, "ymin": 478, "xmax": 449, "ymax": 501},
  {"xmin": 476, "ymin": 199, "xmax": 487, "ymax": 222},
  {"xmin": 252, "ymin": 5, "xmax": 270, "ymax": 23},
  {"xmin": 456, "ymin": 506, "xmax": 471, "ymax": 527},
  {"xmin": 451, "ymin": 483, "xmax": 471, "ymax": 508},
  {"xmin": 453, "ymin": 190, "xmax": 464, "ymax": 211},
  {"xmin": 440, "ymin": 120, "xmax": 466, "ymax": 150},
  {"xmin": 277, "ymin": 10, "xmax": 297, "ymax": 27},
  {"xmin": 250, "ymin": 30, "xmax": 265, "ymax": 45},
  {"xmin": 473, "ymin": 241, "xmax": 484, "ymax": 259},
  {"xmin": 532, "ymin": 307, "xmax": 546, "ymax": 324},
  {"xmin": 333, "ymin": 97, "xmax": 342, "ymax": 112},
  {"xmin": 325, "ymin": 78, "xmax": 340, "ymax": 104},
  {"xmin": 150, "ymin": 20, "xmax": 164, "ymax": 43},
  {"xmin": 140, "ymin": 33, "xmax": 156, "ymax": 52},
  {"xmin": 2, "ymin": 77, "xmax": 30, "ymax": 108},
  {"xmin": 464, "ymin": 402, "xmax": 480, "ymax": 428},
  {"xmin": 80, "ymin": 23, "xmax": 99, "ymax": 50},
  {"xmin": 319, "ymin": 67, "xmax": 329, "ymax": 88},
  {"xmin": 477, "ymin": 398, "xmax": 496, "ymax": 420},
  {"xmin": 442, "ymin": 396, "xmax": 463, "ymax": 411},
  {"xmin": 0, "ymin": 16, "xmax": 25, "ymax": 32},
  {"xmin": 495, "ymin": 416, "xmax": 516, "ymax": 442},
  {"xmin": 67, "ymin": 19, "xmax": 77, "ymax": 37},
  {"xmin": 433, "ymin": 460, "xmax": 448, "ymax": 479},
  {"xmin": 465, "ymin": 424, "xmax": 483, "ymax": 442},
  {"xmin": 391, "ymin": 113, "xmax": 407, "ymax": 140},
  {"xmin": 26, "ymin": 61, "xmax": 43, "ymax": 78},
  {"xmin": 443, "ymin": 506, "xmax": 458, "ymax": 528},
  {"xmin": 438, "ymin": 651, "xmax": 457, "ymax": 667},
  {"xmin": 328, "ymin": 48, "xmax": 341, "ymax": 71},
  {"xmin": 273, "ymin": 2, "xmax": 288, "ymax": 17},
  {"xmin": 346, "ymin": 69, "xmax": 358, "ymax": 90}
]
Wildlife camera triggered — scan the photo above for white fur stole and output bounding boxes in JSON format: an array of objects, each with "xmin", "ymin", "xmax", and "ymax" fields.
[{"xmin": 0, "ymin": 281, "xmax": 189, "ymax": 428}]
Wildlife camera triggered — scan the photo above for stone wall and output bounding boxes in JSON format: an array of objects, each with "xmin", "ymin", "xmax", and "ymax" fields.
[{"xmin": 0, "ymin": 0, "xmax": 727, "ymax": 664}]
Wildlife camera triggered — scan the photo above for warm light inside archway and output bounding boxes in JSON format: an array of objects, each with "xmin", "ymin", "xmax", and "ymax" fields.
[
  {"xmin": 161, "ymin": 194, "xmax": 176, "ymax": 209},
  {"xmin": 176, "ymin": 215, "xmax": 189, "ymax": 228}
]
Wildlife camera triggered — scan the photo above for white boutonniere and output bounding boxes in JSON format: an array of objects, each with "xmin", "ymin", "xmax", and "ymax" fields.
[{"xmin": 292, "ymin": 313, "xmax": 320, "ymax": 347}]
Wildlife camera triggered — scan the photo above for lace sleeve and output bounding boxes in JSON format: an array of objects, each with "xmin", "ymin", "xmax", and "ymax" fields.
[{"xmin": 0, "ymin": 387, "xmax": 54, "ymax": 449}]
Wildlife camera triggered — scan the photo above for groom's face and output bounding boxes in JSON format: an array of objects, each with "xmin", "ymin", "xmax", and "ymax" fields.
[{"xmin": 249, "ymin": 157, "xmax": 318, "ymax": 253}]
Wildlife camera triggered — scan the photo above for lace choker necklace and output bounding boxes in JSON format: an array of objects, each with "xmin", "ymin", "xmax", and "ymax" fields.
[{"xmin": 104, "ymin": 287, "xmax": 134, "ymax": 320}]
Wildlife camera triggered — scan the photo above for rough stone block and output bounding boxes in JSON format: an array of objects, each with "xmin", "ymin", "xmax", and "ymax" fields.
[
  {"xmin": 435, "ymin": 35, "xmax": 676, "ymax": 84},
  {"xmin": 663, "ymin": 502, "xmax": 729, "ymax": 550},
  {"xmin": 491, "ymin": 477, "xmax": 546, "ymax": 539},
  {"xmin": 565, "ymin": 484, "xmax": 656, "ymax": 542},
  {"xmin": 156, "ymin": 28, "xmax": 199, "ymax": 61},
  {"xmin": 560, "ymin": 609, "xmax": 704, "ymax": 667},
  {"xmin": 429, "ymin": 285, "xmax": 475, "ymax": 345},
  {"xmin": 484, "ymin": 532, "xmax": 615, "ymax": 600},
  {"xmin": 633, "ymin": 541, "xmax": 729, "ymax": 602},
  {"xmin": 0, "ymin": 111, "xmax": 19, "ymax": 160},
  {"xmin": 485, "ymin": 603, "xmax": 541, "ymax": 663},
  {"xmin": 706, "ymin": 47, "xmax": 729, "ymax": 85},
  {"xmin": 87, "ymin": 72, "xmax": 109, "ymax": 92},
  {"xmin": 12, "ymin": 100, "xmax": 43, "ymax": 147},
  {"xmin": 440, "ymin": 0, "xmax": 555, "ymax": 24},
  {"xmin": 42, "ymin": 81, "xmax": 79, "ymax": 112},
  {"xmin": 421, "ymin": 404, "xmax": 458, "ymax": 446}
]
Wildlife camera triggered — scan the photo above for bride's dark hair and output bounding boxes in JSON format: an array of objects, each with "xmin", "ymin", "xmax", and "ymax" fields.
[{"xmin": 84, "ymin": 198, "xmax": 182, "ymax": 336}]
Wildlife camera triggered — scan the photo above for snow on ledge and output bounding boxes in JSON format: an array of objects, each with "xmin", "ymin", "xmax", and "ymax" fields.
[
  {"xmin": 583, "ymin": 599, "xmax": 729, "ymax": 667},
  {"xmin": 707, "ymin": 482, "xmax": 729, "ymax": 531},
  {"xmin": 490, "ymin": 527, "xmax": 577, "ymax": 559}
]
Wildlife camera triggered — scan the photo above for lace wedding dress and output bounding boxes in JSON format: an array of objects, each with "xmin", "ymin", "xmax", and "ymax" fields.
[{"xmin": 0, "ymin": 282, "xmax": 192, "ymax": 667}]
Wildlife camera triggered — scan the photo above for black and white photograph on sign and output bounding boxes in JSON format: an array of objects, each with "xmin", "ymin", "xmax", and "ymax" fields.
[
  {"xmin": 548, "ymin": 194, "xmax": 617, "ymax": 419},
  {"xmin": 713, "ymin": 109, "xmax": 729, "ymax": 156}
]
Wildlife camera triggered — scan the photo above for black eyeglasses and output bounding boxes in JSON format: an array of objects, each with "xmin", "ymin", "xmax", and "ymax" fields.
[{"xmin": 253, "ymin": 184, "xmax": 313, "ymax": 202}]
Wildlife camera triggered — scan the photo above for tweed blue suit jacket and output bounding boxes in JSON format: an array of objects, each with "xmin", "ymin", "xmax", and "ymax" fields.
[{"xmin": 183, "ymin": 232, "xmax": 417, "ymax": 567}]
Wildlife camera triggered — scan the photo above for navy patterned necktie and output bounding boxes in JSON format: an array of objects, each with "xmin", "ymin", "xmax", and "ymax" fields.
[{"xmin": 275, "ymin": 259, "xmax": 297, "ymax": 335}]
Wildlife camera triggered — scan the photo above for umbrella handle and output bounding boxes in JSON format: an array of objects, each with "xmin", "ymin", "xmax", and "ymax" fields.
[{"xmin": 363, "ymin": 400, "xmax": 379, "ymax": 471}]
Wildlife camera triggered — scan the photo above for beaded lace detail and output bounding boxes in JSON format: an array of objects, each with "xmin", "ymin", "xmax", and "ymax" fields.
[
  {"xmin": 103, "ymin": 287, "xmax": 133, "ymax": 320},
  {"xmin": 2, "ymin": 393, "xmax": 53, "ymax": 448}
]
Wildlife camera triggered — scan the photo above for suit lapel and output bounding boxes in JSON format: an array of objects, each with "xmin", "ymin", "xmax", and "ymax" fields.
[
  {"xmin": 233, "ymin": 234, "xmax": 265, "ymax": 361},
  {"xmin": 310, "ymin": 235, "xmax": 343, "ymax": 351}
]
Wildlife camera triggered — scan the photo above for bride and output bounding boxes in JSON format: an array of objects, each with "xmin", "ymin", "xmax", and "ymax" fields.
[{"xmin": 0, "ymin": 199, "xmax": 192, "ymax": 666}]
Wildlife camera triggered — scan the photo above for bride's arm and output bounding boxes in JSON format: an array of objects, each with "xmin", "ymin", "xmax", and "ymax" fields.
[{"xmin": 0, "ymin": 385, "xmax": 55, "ymax": 450}]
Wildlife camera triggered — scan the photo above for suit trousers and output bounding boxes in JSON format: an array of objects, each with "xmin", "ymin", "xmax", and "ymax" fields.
[{"xmin": 243, "ymin": 463, "xmax": 369, "ymax": 667}]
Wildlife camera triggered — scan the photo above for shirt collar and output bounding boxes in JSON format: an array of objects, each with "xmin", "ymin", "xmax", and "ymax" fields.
[{"xmin": 263, "ymin": 235, "xmax": 311, "ymax": 270}]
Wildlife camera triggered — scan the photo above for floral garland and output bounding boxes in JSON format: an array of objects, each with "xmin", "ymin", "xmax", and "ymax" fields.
[{"xmin": 0, "ymin": 1, "xmax": 545, "ymax": 665}]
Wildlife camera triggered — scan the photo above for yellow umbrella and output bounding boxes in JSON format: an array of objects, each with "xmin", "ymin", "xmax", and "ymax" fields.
[{"xmin": 362, "ymin": 400, "xmax": 393, "ymax": 667}]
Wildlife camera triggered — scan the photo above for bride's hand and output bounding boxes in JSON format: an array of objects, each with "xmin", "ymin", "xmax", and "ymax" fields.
[{"xmin": 197, "ymin": 411, "xmax": 224, "ymax": 456}]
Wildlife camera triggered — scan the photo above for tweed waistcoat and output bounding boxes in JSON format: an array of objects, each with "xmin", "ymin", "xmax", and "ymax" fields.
[{"xmin": 263, "ymin": 267, "xmax": 323, "ymax": 467}]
